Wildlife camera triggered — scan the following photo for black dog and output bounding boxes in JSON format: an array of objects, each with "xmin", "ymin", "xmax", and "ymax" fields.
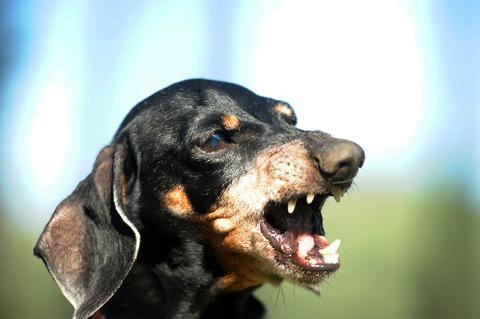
[{"xmin": 34, "ymin": 79, "xmax": 364, "ymax": 319}]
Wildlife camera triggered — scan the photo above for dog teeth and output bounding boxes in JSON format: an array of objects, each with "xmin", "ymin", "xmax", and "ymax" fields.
[
  {"xmin": 318, "ymin": 239, "xmax": 340, "ymax": 264},
  {"xmin": 318, "ymin": 239, "xmax": 341, "ymax": 255},
  {"xmin": 323, "ymin": 253, "xmax": 339, "ymax": 264},
  {"xmin": 306, "ymin": 194, "xmax": 315, "ymax": 204},
  {"xmin": 287, "ymin": 199, "xmax": 297, "ymax": 214},
  {"xmin": 331, "ymin": 187, "xmax": 346, "ymax": 203},
  {"xmin": 298, "ymin": 237, "xmax": 341, "ymax": 265}
]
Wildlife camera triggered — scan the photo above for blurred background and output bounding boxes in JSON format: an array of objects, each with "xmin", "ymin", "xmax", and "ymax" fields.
[{"xmin": 1, "ymin": 0, "xmax": 479, "ymax": 318}]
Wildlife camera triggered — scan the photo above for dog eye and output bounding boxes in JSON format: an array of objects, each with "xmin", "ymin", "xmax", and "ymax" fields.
[{"xmin": 202, "ymin": 133, "xmax": 228, "ymax": 152}]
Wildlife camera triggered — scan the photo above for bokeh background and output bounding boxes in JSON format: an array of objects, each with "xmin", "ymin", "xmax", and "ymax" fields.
[{"xmin": 1, "ymin": 0, "xmax": 479, "ymax": 318}]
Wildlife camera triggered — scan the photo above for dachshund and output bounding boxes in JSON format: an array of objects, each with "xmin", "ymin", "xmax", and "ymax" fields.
[{"xmin": 34, "ymin": 79, "xmax": 365, "ymax": 319}]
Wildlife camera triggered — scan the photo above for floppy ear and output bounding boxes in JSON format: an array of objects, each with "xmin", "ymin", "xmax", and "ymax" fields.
[{"xmin": 34, "ymin": 138, "xmax": 140, "ymax": 319}]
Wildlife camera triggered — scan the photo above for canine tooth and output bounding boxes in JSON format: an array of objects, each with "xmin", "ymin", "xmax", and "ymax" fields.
[
  {"xmin": 287, "ymin": 199, "xmax": 297, "ymax": 213},
  {"xmin": 318, "ymin": 239, "xmax": 341, "ymax": 255},
  {"xmin": 323, "ymin": 253, "xmax": 339, "ymax": 264},
  {"xmin": 331, "ymin": 187, "xmax": 345, "ymax": 203},
  {"xmin": 306, "ymin": 194, "xmax": 315, "ymax": 204}
]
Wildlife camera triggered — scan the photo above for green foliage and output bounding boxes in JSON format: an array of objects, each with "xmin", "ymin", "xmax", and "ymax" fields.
[
  {"xmin": 1, "ymin": 189, "xmax": 479, "ymax": 319},
  {"xmin": 0, "ymin": 216, "xmax": 71, "ymax": 319}
]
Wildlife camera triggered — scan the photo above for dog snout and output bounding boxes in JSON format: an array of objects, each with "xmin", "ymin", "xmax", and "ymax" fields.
[{"xmin": 310, "ymin": 138, "xmax": 365, "ymax": 183}]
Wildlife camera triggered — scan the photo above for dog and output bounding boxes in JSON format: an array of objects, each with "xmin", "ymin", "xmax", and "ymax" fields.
[{"xmin": 34, "ymin": 79, "xmax": 365, "ymax": 319}]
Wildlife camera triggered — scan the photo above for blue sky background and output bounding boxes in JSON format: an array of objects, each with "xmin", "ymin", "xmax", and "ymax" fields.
[
  {"xmin": 0, "ymin": 1, "xmax": 479, "ymax": 318},
  {"xmin": 1, "ymin": 0, "xmax": 479, "ymax": 229}
]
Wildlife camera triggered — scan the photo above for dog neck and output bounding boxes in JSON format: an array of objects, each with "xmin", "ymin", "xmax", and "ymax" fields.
[{"xmin": 99, "ymin": 235, "xmax": 265, "ymax": 319}]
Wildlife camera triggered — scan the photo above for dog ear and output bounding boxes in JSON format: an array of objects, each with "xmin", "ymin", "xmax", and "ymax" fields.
[{"xmin": 34, "ymin": 137, "xmax": 140, "ymax": 319}]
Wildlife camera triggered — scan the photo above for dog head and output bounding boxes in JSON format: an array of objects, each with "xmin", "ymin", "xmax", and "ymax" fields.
[{"xmin": 34, "ymin": 79, "xmax": 364, "ymax": 318}]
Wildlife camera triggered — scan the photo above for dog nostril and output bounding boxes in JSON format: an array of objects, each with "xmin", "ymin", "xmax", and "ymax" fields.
[
  {"xmin": 335, "ymin": 161, "xmax": 353, "ymax": 179},
  {"xmin": 316, "ymin": 140, "xmax": 365, "ymax": 183}
]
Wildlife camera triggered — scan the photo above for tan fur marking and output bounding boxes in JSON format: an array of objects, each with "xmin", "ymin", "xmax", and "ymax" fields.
[
  {"xmin": 221, "ymin": 114, "xmax": 240, "ymax": 130},
  {"xmin": 212, "ymin": 218, "xmax": 233, "ymax": 233},
  {"xmin": 274, "ymin": 103, "xmax": 293, "ymax": 117},
  {"xmin": 164, "ymin": 185, "xmax": 193, "ymax": 215},
  {"xmin": 214, "ymin": 254, "xmax": 273, "ymax": 292}
]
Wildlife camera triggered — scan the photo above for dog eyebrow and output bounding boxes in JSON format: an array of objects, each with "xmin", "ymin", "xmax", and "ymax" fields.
[
  {"xmin": 221, "ymin": 114, "xmax": 240, "ymax": 131},
  {"xmin": 273, "ymin": 103, "xmax": 294, "ymax": 118}
]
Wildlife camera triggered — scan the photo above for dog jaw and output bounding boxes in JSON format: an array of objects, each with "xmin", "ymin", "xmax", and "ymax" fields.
[{"xmin": 197, "ymin": 141, "xmax": 345, "ymax": 292}]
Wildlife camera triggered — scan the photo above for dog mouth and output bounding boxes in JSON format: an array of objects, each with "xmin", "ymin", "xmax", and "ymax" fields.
[{"xmin": 260, "ymin": 187, "xmax": 347, "ymax": 271}]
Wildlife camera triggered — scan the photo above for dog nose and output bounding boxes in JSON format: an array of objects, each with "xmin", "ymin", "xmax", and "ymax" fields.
[{"xmin": 314, "ymin": 139, "xmax": 365, "ymax": 183}]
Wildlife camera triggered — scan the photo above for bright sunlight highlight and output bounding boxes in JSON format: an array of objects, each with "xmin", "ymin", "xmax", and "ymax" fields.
[{"xmin": 28, "ymin": 83, "xmax": 69, "ymax": 188}]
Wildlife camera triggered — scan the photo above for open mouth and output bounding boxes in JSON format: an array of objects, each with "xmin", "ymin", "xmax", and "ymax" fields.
[{"xmin": 260, "ymin": 187, "xmax": 347, "ymax": 271}]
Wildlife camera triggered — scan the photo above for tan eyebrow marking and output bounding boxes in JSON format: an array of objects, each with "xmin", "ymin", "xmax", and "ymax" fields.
[
  {"xmin": 273, "ymin": 103, "xmax": 294, "ymax": 117},
  {"xmin": 164, "ymin": 185, "xmax": 193, "ymax": 215},
  {"xmin": 221, "ymin": 114, "xmax": 240, "ymax": 130}
]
